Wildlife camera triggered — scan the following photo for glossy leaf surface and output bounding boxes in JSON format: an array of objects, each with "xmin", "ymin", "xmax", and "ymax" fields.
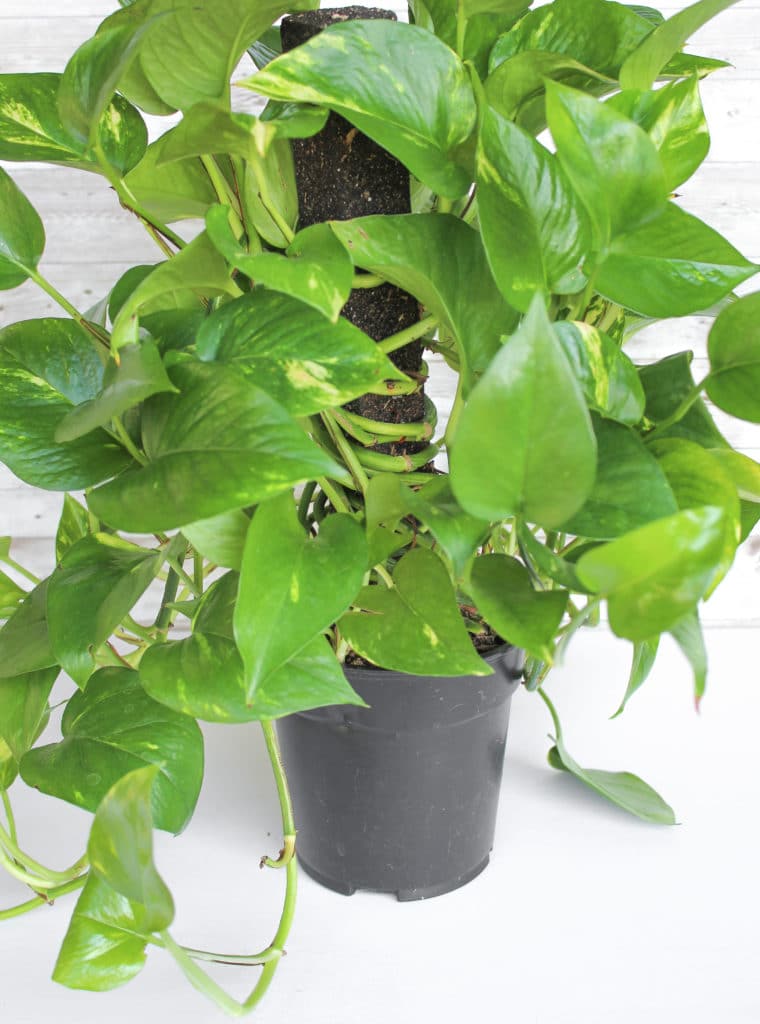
[
  {"xmin": 0, "ymin": 167, "xmax": 45, "ymax": 290},
  {"xmin": 553, "ymin": 321, "xmax": 645, "ymax": 426},
  {"xmin": 0, "ymin": 581, "xmax": 57, "ymax": 679},
  {"xmin": 706, "ymin": 292, "xmax": 760, "ymax": 422}
]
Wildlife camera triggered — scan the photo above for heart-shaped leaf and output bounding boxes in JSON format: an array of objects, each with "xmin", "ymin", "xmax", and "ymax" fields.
[
  {"xmin": 0, "ymin": 167, "xmax": 45, "ymax": 290},
  {"xmin": 20, "ymin": 667, "xmax": 203, "ymax": 834},
  {"xmin": 339, "ymin": 547, "xmax": 489, "ymax": 677},
  {"xmin": 234, "ymin": 492, "xmax": 367, "ymax": 697},
  {"xmin": 706, "ymin": 292, "xmax": 760, "ymax": 422}
]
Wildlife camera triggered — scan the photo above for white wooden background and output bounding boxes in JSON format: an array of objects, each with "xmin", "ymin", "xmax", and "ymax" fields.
[{"xmin": 1, "ymin": 0, "xmax": 759, "ymax": 626}]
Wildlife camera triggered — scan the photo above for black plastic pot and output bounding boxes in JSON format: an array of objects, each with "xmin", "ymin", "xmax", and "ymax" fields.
[{"xmin": 276, "ymin": 645, "xmax": 524, "ymax": 901}]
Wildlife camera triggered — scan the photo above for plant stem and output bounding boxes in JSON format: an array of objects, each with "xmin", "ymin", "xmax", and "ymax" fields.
[
  {"xmin": 0, "ymin": 554, "xmax": 39, "ymax": 585},
  {"xmin": 166, "ymin": 557, "xmax": 202, "ymax": 598},
  {"xmin": 112, "ymin": 416, "xmax": 148, "ymax": 466},
  {"xmin": 321, "ymin": 411, "xmax": 370, "ymax": 493},
  {"xmin": 456, "ymin": 0, "xmax": 467, "ymax": 56},
  {"xmin": 378, "ymin": 315, "xmax": 437, "ymax": 355},
  {"xmin": 0, "ymin": 822, "xmax": 88, "ymax": 884},
  {"xmin": 27, "ymin": 269, "xmax": 110, "ymax": 349},
  {"xmin": 251, "ymin": 158, "xmax": 295, "ymax": 244},
  {"xmin": 315, "ymin": 477, "xmax": 352, "ymax": 515},
  {"xmin": 1, "ymin": 791, "xmax": 17, "ymax": 846},
  {"xmin": 0, "ymin": 873, "xmax": 87, "ymax": 922},
  {"xmin": 645, "ymin": 376, "xmax": 710, "ymax": 442}
]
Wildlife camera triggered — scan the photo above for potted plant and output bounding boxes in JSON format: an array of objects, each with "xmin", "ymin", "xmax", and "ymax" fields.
[{"xmin": 1, "ymin": 0, "xmax": 758, "ymax": 1014}]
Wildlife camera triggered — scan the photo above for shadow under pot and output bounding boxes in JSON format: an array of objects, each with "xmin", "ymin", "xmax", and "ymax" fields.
[{"xmin": 276, "ymin": 644, "xmax": 524, "ymax": 901}]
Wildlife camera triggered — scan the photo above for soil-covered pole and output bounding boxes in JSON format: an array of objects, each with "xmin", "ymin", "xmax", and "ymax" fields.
[{"xmin": 280, "ymin": 6, "xmax": 427, "ymax": 459}]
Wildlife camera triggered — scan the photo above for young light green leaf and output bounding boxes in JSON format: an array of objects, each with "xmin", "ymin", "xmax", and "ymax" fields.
[
  {"xmin": 706, "ymin": 292, "xmax": 760, "ymax": 422},
  {"xmin": 404, "ymin": 477, "xmax": 490, "ymax": 579},
  {"xmin": 0, "ymin": 737, "xmax": 17, "ymax": 790},
  {"xmin": 541, "ymin": 688, "xmax": 676, "ymax": 823},
  {"xmin": 576, "ymin": 506, "xmax": 729, "ymax": 640},
  {"xmin": 0, "ymin": 73, "xmax": 146, "ymax": 176},
  {"xmin": 182, "ymin": 509, "xmax": 250, "ymax": 571},
  {"xmin": 140, "ymin": 632, "xmax": 363, "ymax": 722},
  {"xmin": 0, "ymin": 570, "xmax": 25, "ymax": 620},
  {"xmin": 87, "ymin": 765, "xmax": 174, "ymax": 924},
  {"xmin": 111, "ymin": 232, "xmax": 239, "ymax": 350},
  {"xmin": 470, "ymin": 555, "xmax": 568, "ymax": 662},
  {"xmin": 206, "ymin": 206, "xmax": 353, "ymax": 321},
  {"xmin": 596, "ymin": 203, "xmax": 757, "ymax": 318},
  {"xmin": 339, "ymin": 547, "xmax": 490, "ymax": 677},
  {"xmin": 88, "ymin": 361, "xmax": 345, "ymax": 532},
  {"xmin": 708, "ymin": 449, "xmax": 760, "ymax": 503},
  {"xmin": 477, "ymin": 108, "xmax": 590, "ymax": 311},
  {"xmin": 56, "ymin": 495, "xmax": 91, "ymax": 562},
  {"xmin": 669, "ymin": 610, "xmax": 707, "ymax": 708},
  {"xmin": 546, "ymin": 80, "xmax": 667, "ymax": 249},
  {"xmin": 123, "ymin": 132, "xmax": 217, "ymax": 223},
  {"xmin": 0, "ymin": 667, "xmax": 58, "ymax": 763},
  {"xmin": 0, "ymin": 167, "xmax": 45, "ymax": 290},
  {"xmin": 56, "ymin": 341, "xmax": 177, "ymax": 442},
  {"xmin": 608, "ymin": 77, "xmax": 710, "ymax": 190},
  {"xmin": 0, "ymin": 581, "xmax": 57, "ymax": 679},
  {"xmin": 553, "ymin": 321, "xmax": 645, "ymax": 426},
  {"xmin": 246, "ymin": 20, "xmax": 477, "ymax": 197},
  {"xmin": 234, "ymin": 492, "xmax": 367, "ymax": 698},
  {"xmin": 620, "ymin": 0, "xmax": 742, "ymax": 90},
  {"xmin": 450, "ymin": 293, "xmax": 596, "ymax": 527},
  {"xmin": 53, "ymin": 874, "xmax": 154, "ymax": 992},
  {"xmin": 20, "ymin": 667, "xmax": 203, "ymax": 834},
  {"xmin": 611, "ymin": 636, "xmax": 660, "ymax": 718},
  {"xmin": 196, "ymin": 289, "xmax": 408, "ymax": 415},
  {"xmin": 331, "ymin": 214, "xmax": 515, "ymax": 389},
  {"xmin": 638, "ymin": 352, "xmax": 728, "ymax": 449},
  {"xmin": 560, "ymin": 417, "xmax": 678, "ymax": 539},
  {"xmin": 46, "ymin": 535, "xmax": 163, "ymax": 687}
]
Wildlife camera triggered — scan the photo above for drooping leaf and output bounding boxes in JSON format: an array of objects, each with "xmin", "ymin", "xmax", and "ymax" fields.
[
  {"xmin": 611, "ymin": 635, "xmax": 660, "ymax": 717},
  {"xmin": 0, "ymin": 318, "xmax": 131, "ymax": 490},
  {"xmin": 0, "ymin": 667, "xmax": 58, "ymax": 763},
  {"xmin": 553, "ymin": 321, "xmax": 645, "ymax": 426},
  {"xmin": 123, "ymin": 132, "xmax": 217, "ymax": 223},
  {"xmin": 620, "ymin": 0, "xmax": 742, "ymax": 90},
  {"xmin": 608, "ymin": 76, "xmax": 710, "ymax": 190},
  {"xmin": 140, "ymin": 631, "xmax": 363, "ymax": 722},
  {"xmin": 516, "ymin": 522, "xmax": 591, "ymax": 593},
  {"xmin": 595, "ymin": 203, "xmax": 757, "ymax": 318},
  {"xmin": 56, "ymin": 341, "xmax": 177, "ymax": 443},
  {"xmin": 53, "ymin": 874, "xmax": 154, "ymax": 992},
  {"xmin": 560, "ymin": 416, "xmax": 678, "ymax": 539},
  {"xmin": 669, "ymin": 610, "xmax": 707, "ymax": 707},
  {"xmin": 56, "ymin": 496, "xmax": 92, "ymax": 562},
  {"xmin": 0, "ymin": 73, "xmax": 146, "ymax": 176},
  {"xmin": 417, "ymin": 0, "xmax": 529, "ymax": 76},
  {"xmin": 404, "ymin": 477, "xmax": 490, "ymax": 579},
  {"xmin": 339, "ymin": 547, "xmax": 490, "ymax": 677},
  {"xmin": 0, "ymin": 570, "xmax": 25, "ymax": 620},
  {"xmin": 88, "ymin": 361, "xmax": 345, "ymax": 532},
  {"xmin": 206, "ymin": 206, "xmax": 353, "ymax": 321},
  {"xmin": 46, "ymin": 535, "xmax": 163, "ymax": 686},
  {"xmin": 87, "ymin": 765, "xmax": 174, "ymax": 923},
  {"xmin": 470, "ymin": 555, "xmax": 568, "ymax": 661},
  {"xmin": 706, "ymin": 292, "xmax": 760, "ymax": 423},
  {"xmin": 0, "ymin": 580, "xmax": 57, "ymax": 679},
  {"xmin": 234, "ymin": 492, "xmax": 367, "ymax": 698},
  {"xmin": 241, "ymin": 138, "xmax": 298, "ymax": 248},
  {"xmin": 182, "ymin": 509, "xmax": 250, "ymax": 571},
  {"xmin": 246, "ymin": 20, "xmax": 477, "ymax": 197},
  {"xmin": 707, "ymin": 449, "xmax": 760, "ymax": 542},
  {"xmin": 0, "ymin": 167, "xmax": 45, "ymax": 290},
  {"xmin": 638, "ymin": 351, "xmax": 728, "ymax": 448},
  {"xmin": 542, "ymin": 688, "xmax": 676, "ymax": 823},
  {"xmin": 477, "ymin": 107, "xmax": 590, "ymax": 311},
  {"xmin": 331, "ymin": 214, "xmax": 516, "ymax": 389},
  {"xmin": 576, "ymin": 506, "xmax": 729, "ymax": 640},
  {"xmin": 20, "ymin": 667, "xmax": 203, "ymax": 834},
  {"xmin": 450, "ymin": 293, "xmax": 596, "ymax": 527},
  {"xmin": 196, "ymin": 289, "xmax": 407, "ymax": 415}
]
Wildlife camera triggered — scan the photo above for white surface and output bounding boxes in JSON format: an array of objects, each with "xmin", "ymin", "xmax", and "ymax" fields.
[{"xmin": 1, "ymin": 626, "xmax": 759, "ymax": 1023}]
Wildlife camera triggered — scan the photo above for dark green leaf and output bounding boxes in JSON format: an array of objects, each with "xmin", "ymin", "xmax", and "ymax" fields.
[
  {"xmin": 87, "ymin": 765, "xmax": 174, "ymax": 923},
  {"xmin": 608, "ymin": 77, "xmax": 709, "ymax": 190},
  {"xmin": 331, "ymin": 214, "xmax": 515, "ymax": 389},
  {"xmin": 0, "ymin": 580, "xmax": 57, "ymax": 679},
  {"xmin": 553, "ymin": 321, "xmax": 645, "ymax": 426},
  {"xmin": 405, "ymin": 477, "xmax": 490, "ymax": 579},
  {"xmin": 248, "ymin": 26, "xmax": 282, "ymax": 69},
  {"xmin": 611, "ymin": 636, "xmax": 660, "ymax": 717},
  {"xmin": 560, "ymin": 416, "xmax": 677, "ymax": 539},
  {"xmin": 706, "ymin": 292, "xmax": 760, "ymax": 422},
  {"xmin": 576, "ymin": 506, "xmax": 729, "ymax": 640},
  {"xmin": 339, "ymin": 547, "xmax": 489, "ymax": 677},
  {"xmin": 0, "ymin": 73, "xmax": 146, "ymax": 176},
  {"xmin": 246, "ymin": 20, "xmax": 477, "ymax": 197},
  {"xmin": 451, "ymin": 294, "xmax": 596, "ymax": 527},
  {"xmin": 470, "ymin": 555, "xmax": 568, "ymax": 661},
  {"xmin": 56, "ymin": 495, "xmax": 92, "ymax": 562},
  {"xmin": 108, "ymin": 266, "xmax": 155, "ymax": 323},
  {"xmin": 206, "ymin": 207, "xmax": 353, "ymax": 321},
  {"xmin": 620, "ymin": 0, "xmax": 741, "ymax": 90},
  {"xmin": 141, "ymin": 631, "xmax": 363, "ymax": 722},
  {"xmin": 477, "ymin": 107, "xmax": 590, "ymax": 310},
  {"xmin": 544, "ymin": 689, "xmax": 676, "ymax": 823},
  {"xmin": 234, "ymin": 492, "xmax": 367, "ymax": 698},
  {"xmin": 20, "ymin": 667, "xmax": 203, "ymax": 834},
  {"xmin": 0, "ymin": 167, "xmax": 45, "ymax": 289},
  {"xmin": 0, "ymin": 667, "xmax": 58, "ymax": 762},
  {"xmin": 182, "ymin": 510, "xmax": 250, "ymax": 571},
  {"xmin": 546, "ymin": 80, "xmax": 667, "ymax": 248},
  {"xmin": 516, "ymin": 522, "xmax": 590, "ymax": 592},
  {"xmin": 88, "ymin": 361, "xmax": 345, "ymax": 532},
  {"xmin": 196, "ymin": 289, "xmax": 407, "ymax": 415},
  {"xmin": 123, "ymin": 133, "xmax": 217, "ymax": 223},
  {"xmin": 0, "ymin": 318, "xmax": 131, "ymax": 490},
  {"xmin": 595, "ymin": 203, "xmax": 757, "ymax": 317},
  {"xmin": 638, "ymin": 352, "xmax": 728, "ymax": 448},
  {"xmin": 53, "ymin": 874, "xmax": 153, "ymax": 992}
]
